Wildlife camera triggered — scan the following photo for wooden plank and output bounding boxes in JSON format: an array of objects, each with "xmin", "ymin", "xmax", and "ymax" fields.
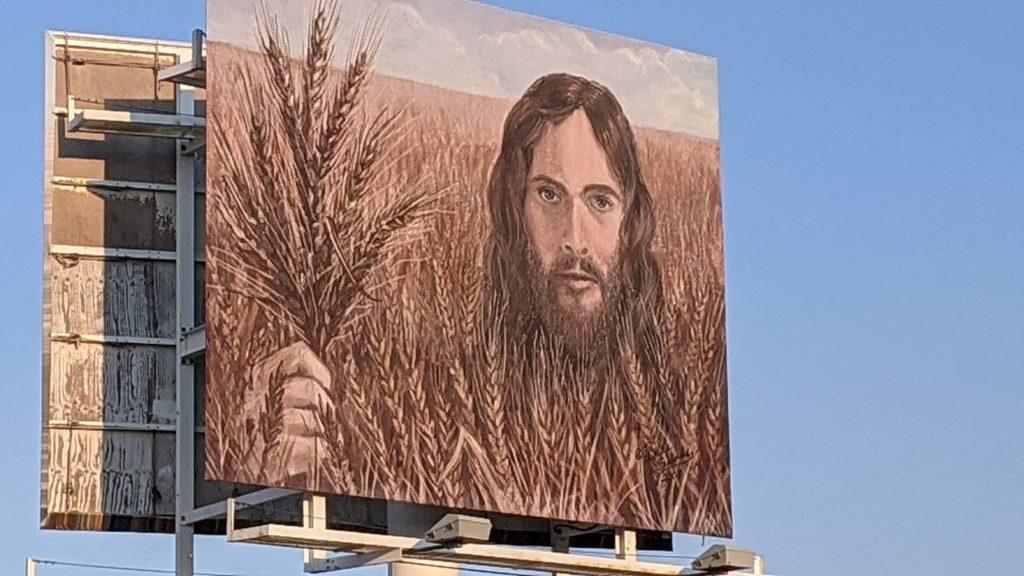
[
  {"xmin": 152, "ymin": 432, "xmax": 176, "ymax": 517},
  {"xmin": 51, "ymin": 184, "xmax": 176, "ymax": 251},
  {"xmin": 46, "ymin": 429, "xmax": 155, "ymax": 517},
  {"xmin": 49, "ymin": 258, "xmax": 176, "ymax": 339},
  {"xmin": 48, "ymin": 341, "xmax": 175, "ymax": 424}
]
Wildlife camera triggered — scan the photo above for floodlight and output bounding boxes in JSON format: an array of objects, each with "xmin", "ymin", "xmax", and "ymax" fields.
[
  {"xmin": 424, "ymin": 514, "xmax": 492, "ymax": 545},
  {"xmin": 691, "ymin": 545, "xmax": 756, "ymax": 573}
]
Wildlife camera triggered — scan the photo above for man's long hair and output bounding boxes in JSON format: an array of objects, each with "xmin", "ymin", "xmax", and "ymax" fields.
[{"xmin": 482, "ymin": 72, "xmax": 666, "ymax": 376}]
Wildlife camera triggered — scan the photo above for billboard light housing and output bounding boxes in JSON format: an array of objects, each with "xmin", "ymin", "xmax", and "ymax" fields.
[
  {"xmin": 691, "ymin": 545, "xmax": 757, "ymax": 573},
  {"xmin": 424, "ymin": 514, "xmax": 493, "ymax": 545}
]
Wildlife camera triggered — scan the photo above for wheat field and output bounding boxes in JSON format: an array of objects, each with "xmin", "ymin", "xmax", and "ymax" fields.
[{"xmin": 206, "ymin": 4, "xmax": 730, "ymax": 537}]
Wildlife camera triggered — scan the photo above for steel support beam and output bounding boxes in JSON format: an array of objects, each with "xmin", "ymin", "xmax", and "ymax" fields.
[
  {"xmin": 180, "ymin": 326, "xmax": 206, "ymax": 362},
  {"xmin": 158, "ymin": 30, "xmax": 206, "ymax": 88},
  {"xmin": 46, "ymin": 420, "xmax": 205, "ymax": 433},
  {"xmin": 183, "ymin": 488, "xmax": 297, "ymax": 526},
  {"xmin": 616, "ymin": 528, "xmax": 637, "ymax": 562},
  {"xmin": 50, "ymin": 333, "xmax": 176, "ymax": 347},
  {"xmin": 174, "ymin": 79, "xmax": 197, "ymax": 576},
  {"xmin": 306, "ymin": 550, "xmax": 404, "ymax": 574},
  {"xmin": 66, "ymin": 95, "xmax": 205, "ymax": 139},
  {"xmin": 303, "ymin": 494, "xmax": 329, "ymax": 567},
  {"xmin": 51, "ymin": 176, "xmax": 201, "ymax": 194}
]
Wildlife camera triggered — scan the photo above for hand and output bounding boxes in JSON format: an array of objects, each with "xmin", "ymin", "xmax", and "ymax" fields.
[{"xmin": 244, "ymin": 341, "xmax": 333, "ymax": 484}]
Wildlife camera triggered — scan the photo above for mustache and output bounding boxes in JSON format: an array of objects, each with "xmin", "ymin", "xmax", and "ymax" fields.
[{"xmin": 550, "ymin": 252, "xmax": 607, "ymax": 284}]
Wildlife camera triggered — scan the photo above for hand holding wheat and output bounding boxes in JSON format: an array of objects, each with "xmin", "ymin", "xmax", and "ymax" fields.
[{"xmin": 243, "ymin": 342, "xmax": 332, "ymax": 484}]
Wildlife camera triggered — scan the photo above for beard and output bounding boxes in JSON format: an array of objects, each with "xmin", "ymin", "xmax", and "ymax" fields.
[{"xmin": 525, "ymin": 248, "xmax": 623, "ymax": 352}]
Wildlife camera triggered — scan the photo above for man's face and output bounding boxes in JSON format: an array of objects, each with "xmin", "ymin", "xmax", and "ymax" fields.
[{"xmin": 523, "ymin": 109, "xmax": 625, "ymax": 331}]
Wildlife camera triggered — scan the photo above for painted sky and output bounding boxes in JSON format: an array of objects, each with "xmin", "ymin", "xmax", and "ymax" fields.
[{"xmin": 209, "ymin": 0, "xmax": 720, "ymax": 139}]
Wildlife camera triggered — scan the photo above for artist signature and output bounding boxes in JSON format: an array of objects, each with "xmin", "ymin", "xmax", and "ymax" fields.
[{"xmin": 637, "ymin": 443, "xmax": 695, "ymax": 482}]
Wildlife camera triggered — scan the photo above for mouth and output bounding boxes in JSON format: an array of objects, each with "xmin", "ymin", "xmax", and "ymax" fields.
[{"xmin": 553, "ymin": 270, "xmax": 598, "ymax": 292}]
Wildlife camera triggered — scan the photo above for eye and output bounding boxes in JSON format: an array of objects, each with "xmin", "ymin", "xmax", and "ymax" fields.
[
  {"xmin": 589, "ymin": 194, "xmax": 617, "ymax": 213},
  {"xmin": 537, "ymin": 186, "xmax": 560, "ymax": 204}
]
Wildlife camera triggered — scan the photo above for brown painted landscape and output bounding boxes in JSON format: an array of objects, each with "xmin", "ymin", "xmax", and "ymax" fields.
[{"xmin": 206, "ymin": 10, "xmax": 729, "ymax": 536}]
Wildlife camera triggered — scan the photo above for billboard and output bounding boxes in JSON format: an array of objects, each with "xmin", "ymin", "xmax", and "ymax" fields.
[{"xmin": 207, "ymin": 0, "xmax": 730, "ymax": 535}]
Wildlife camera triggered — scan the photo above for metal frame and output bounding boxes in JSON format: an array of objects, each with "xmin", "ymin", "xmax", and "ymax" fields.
[
  {"xmin": 63, "ymin": 95, "xmax": 206, "ymax": 139},
  {"xmin": 158, "ymin": 30, "xmax": 206, "ymax": 88},
  {"xmin": 224, "ymin": 499, "xmax": 763, "ymax": 576}
]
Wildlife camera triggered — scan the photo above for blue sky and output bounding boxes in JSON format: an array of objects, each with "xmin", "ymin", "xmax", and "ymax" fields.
[{"xmin": 2, "ymin": 1, "xmax": 1023, "ymax": 575}]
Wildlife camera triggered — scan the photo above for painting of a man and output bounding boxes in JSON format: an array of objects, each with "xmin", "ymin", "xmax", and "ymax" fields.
[
  {"xmin": 207, "ymin": 0, "xmax": 730, "ymax": 536},
  {"xmin": 483, "ymin": 72, "xmax": 665, "ymax": 378},
  {"xmin": 243, "ymin": 71, "xmax": 667, "ymax": 479}
]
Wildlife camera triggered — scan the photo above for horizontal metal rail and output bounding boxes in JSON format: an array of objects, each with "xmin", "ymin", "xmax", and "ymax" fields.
[
  {"xmin": 46, "ymin": 420, "xmax": 206, "ymax": 434},
  {"xmin": 184, "ymin": 488, "xmax": 298, "ymax": 526},
  {"xmin": 53, "ymin": 32, "xmax": 191, "ymax": 57},
  {"xmin": 66, "ymin": 96, "xmax": 205, "ymax": 140},
  {"xmin": 52, "ymin": 176, "xmax": 206, "ymax": 195},
  {"xmin": 180, "ymin": 326, "xmax": 206, "ymax": 362},
  {"xmin": 51, "ymin": 244, "xmax": 205, "ymax": 263},
  {"xmin": 51, "ymin": 333, "xmax": 176, "ymax": 347}
]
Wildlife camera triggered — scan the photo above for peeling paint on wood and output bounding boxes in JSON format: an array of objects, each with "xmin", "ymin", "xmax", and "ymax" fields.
[
  {"xmin": 46, "ymin": 429, "xmax": 154, "ymax": 517},
  {"xmin": 49, "ymin": 341, "xmax": 176, "ymax": 424},
  {"xmin": 50, "ymin": 258, "xmax": 176, "ymax": 339}
]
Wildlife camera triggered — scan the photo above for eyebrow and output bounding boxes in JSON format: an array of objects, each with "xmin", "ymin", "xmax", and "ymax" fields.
[
  {"xmin": 528, "ymin": 174, "xmax": 567, "ymax": 194},
  {"xmin": 529, "ymin": 174, "xmax": 622, "ymax": 201},
  {"xmin": 583, "ymin": 183, "xmax": 622, "ymax": 202}
]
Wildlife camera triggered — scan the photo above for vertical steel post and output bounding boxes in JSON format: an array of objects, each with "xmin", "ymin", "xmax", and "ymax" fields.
[
  {"xmin": 302, "ymin": 493, "xmax": 328, "ymax": 566},
  {"xmin": 551, "ymin": 526, "xmax": 570, "ymax": 576},
  {"xmin": 753, "ymin": 554, "xmax": 765, "ymax": 576},
  {"xmin": 615, "ymin": 528, "xmax": 637, "ymax": 562},
  {"xmin": 25, "ymin": 558, "xmax": 37, "ymax": 576},
  {"xmin": 174, "ymin": 75, "xmax": 197, "ymax": 576}
]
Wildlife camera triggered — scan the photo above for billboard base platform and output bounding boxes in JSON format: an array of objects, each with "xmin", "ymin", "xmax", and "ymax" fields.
[{"xmin": 224, "ymin": 495, "xmax": 765, "ymax": 576}]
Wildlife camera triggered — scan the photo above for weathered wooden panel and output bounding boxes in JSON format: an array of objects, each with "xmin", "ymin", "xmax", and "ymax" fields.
[
  {"xmin": 151, "ymin": 432, "xmax": 176, "ymax": 517},
  {"xmin": 49, "ymin": 258, "xmax": 176, "ymax": 339},
  {"xmin": 49, "ymin": 341, "xmax": 176, "ymax": 424},
  {"xmin": 46, "ymin": 429, "xmax": 155, "ymax": 517},
  {"xmin": 51, "ymin": 185, "xmax": 177, "ymax": 251},
  {"xmin": 53, "ymin": 46, "xmax": 179, "ymax": 183}
]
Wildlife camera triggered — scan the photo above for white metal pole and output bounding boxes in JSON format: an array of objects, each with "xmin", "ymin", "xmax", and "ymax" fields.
[
  {"xmin": 174, "ymin": 77, "xmax": 197, "ymax": 576},
  {"xmin": 753, "ymin": 554, "xmax": 765, "ymax": 576},
  {"xmin": 302, "ymin": 494, "xmax": 328, "ymax": 566},
  {"xmin": 26, "ymin": 558, "xmax": 37, "ymax": 576},
  {"xmin": 615, "ymin": 528, "xmax": 637, "ymax": 562}
]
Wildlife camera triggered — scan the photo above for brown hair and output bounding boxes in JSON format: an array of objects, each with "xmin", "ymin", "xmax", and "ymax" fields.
[{"xmin": 483, "ymin": 72, "xmax": 666, "ymax": 374}]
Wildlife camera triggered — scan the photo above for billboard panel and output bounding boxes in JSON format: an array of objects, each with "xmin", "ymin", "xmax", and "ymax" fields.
[
  {"xmin": 40, "ymin": 34, "xmax": 191, "ymax": 530},
  {"xmin": 207, "ymin": 0, "xmax": 730, "ymax": 535}
]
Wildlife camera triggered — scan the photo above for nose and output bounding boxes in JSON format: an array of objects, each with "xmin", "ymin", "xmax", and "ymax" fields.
[{"xmin": 561, "ymin": 199, "xmax": 589, "ymax": 256}]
